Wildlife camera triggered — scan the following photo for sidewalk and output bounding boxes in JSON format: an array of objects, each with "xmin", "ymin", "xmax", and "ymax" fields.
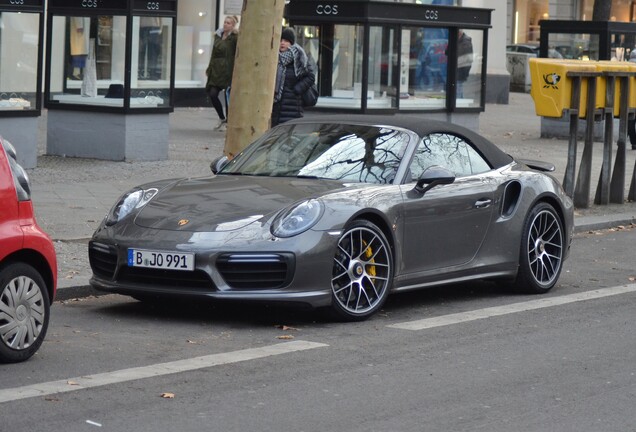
[{"xmin": 26, "ymin": 92, "xmax": 636, "ymax": 299}]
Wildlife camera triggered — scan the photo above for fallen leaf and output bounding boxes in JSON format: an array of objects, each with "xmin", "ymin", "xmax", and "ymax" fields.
[
  {"xmin": 161, "ymin": 392, "xmax": 175, "ymax": 399},
  {"xmin": 67, "ymin": 380, "xmax": 79, "ymax": 386},
  {"xmin": 629, "ymin": 277, "xmax": 635, "ymax": 282},
  {"xmin": 45, "ymin": 396, "xmax": 60, "ymax": 402},
  {"xmin": 275, "ymin": 325, "xmax": 299, "ymax": 331},
  {"xmin": 186, "ymin": 339, "xmax": 199, "ymax": 344},
  {"xmin": 277, "ymin": 335, "xmax": 295, "ymax": 340}
]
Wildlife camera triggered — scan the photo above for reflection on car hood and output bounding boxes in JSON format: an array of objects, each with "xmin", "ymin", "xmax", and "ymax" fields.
[{"xmin": 134, "ymin": 175, "xmax": 349, "ymax": 232}]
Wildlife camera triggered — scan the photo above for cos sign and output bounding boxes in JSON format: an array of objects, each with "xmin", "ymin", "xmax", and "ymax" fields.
[{"xmin": 316, "ymin": 4, "xmax": 338, "ymax": 15}]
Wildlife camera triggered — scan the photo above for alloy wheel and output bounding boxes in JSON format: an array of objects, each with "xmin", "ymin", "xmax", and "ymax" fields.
[
  {"xmin": 331, "ymin": 224, "xmax": 391, "ymax": 318},
  {"xmin": 527, "ymin": 208, "xmax": 563, "ymax": 287}
]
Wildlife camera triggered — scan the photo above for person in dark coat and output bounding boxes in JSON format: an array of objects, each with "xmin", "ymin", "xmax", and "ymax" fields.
[
  {"xmin": 271, "ymin": 28, "xmax": 315, "ymax": 127},
  {"xmin": 206, "ymin": 16, "xmax": 239, "ymax": 130}
]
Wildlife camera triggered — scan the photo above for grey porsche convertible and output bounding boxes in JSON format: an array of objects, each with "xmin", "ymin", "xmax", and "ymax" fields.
[{"xmin": 89, "ymin": 116, "xmax": 573, "ymax": 321}]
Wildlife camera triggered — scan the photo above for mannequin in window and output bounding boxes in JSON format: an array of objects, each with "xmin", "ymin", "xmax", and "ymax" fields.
[
  {"xmin": 139, "ymin": 17, "xmax": 162, "ymax": 80},
  {"xmin": 70, "ymin": 17, "xmax": 89, "ymax": 80}
]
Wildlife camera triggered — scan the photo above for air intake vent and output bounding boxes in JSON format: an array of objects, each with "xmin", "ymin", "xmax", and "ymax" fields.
[
  {"xmin": 89, "ymin": 242, "xmax": 118, "ymax": 279},
  {"xmin": 117, "ymin": 267, "xmax": 214, "ymax": 291},
  {"xmin": 217, "ymin": 253, "xmax": 295, "ymax": 289}
]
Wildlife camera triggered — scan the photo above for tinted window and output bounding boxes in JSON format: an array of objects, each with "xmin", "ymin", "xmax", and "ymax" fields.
[{"xmin": 409, "ymin": 133, "xmax": 491, "ymax": 180}]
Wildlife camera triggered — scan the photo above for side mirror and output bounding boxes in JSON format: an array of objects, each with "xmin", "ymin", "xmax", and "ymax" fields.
[
  {"xmin": 414, "ymin": 165, "xmax": 455, "ymax": 194},
  {"xmin": 210, "ymin": 155, "xmax": 229, "ymax": 174}
]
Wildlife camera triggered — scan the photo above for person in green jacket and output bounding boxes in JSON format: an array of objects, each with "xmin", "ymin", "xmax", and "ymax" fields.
[{"xmin": 206, "ymin": 16, "xmax": 239, "ymax": 130}]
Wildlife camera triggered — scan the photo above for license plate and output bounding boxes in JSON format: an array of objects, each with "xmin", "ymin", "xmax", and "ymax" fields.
[{"xmin": 127, "ymin": 249, "xmax": 194, "ymax": 271}]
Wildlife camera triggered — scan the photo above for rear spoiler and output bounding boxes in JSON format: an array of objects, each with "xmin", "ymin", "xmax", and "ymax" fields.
[{"xmin": 517, "ymin": 159, "xmax": 555, "ymax": 172}]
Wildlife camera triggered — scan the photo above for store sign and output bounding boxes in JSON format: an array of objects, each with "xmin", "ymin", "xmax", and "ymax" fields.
[
  {"xmin": 0, "ymin": 0, "xmax": 42, "ymax": 7},
  {"xmin": 287, "ymin": 1, "xmax": 360, "ymax": 19},
  {"xmin": 49, "ymin": 0, "xmax": 127, "ymax": 9},
  {"xmin": 133, "ymin": 0, "xmax": 177, "ymax": 13},
  {"xmin": 286, "ymin": 0, "xmax": 491, "ymax": 27}
]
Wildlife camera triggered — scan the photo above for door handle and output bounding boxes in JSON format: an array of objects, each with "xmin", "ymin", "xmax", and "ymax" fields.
[{"xmin": 474, "ymin": 199, "xmax": 492, "ymax": 208}]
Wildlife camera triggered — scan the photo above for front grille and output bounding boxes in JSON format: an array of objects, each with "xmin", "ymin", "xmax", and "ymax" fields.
[
  {"xmin": 117, "ymin": 267, "xmax": 214, "ymax": 291},
  {"xmin": 216, "ymin": 253, "xmax": 294, "ymax": 289},
  {"xmin": 89, "ymin": 242, "xmax": 118, "ymax": 279}
]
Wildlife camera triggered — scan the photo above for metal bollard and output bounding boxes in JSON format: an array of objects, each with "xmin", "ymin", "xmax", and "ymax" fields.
[
  {"xmin": 609, "ymin": 74, "xmax": 631, "ymax": 204},
  {"xmin": 563, "ymin": 74, "xmax": 581, "ymax": 198},
  {"xmin": 574, "ymin": 75, "xmax": 599, "ymax": 208},
  {"xmin": 594, "ymin": 71, "xmax": 615, "ymax": 205}
]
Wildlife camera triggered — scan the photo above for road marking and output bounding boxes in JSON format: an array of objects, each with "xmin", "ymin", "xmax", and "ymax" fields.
[
  {"xmin": 0, "ymin": 340, "xmax": 327, "ymax": 404},
  {"xmin": 388, "ymin": 284, "xmax": 636, "ymax": 331}
]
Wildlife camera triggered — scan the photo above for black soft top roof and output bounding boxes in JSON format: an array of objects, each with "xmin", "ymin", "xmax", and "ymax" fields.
[{"xmin": 286, "ymin": 115, "xmax": 514, "ymax": 169}]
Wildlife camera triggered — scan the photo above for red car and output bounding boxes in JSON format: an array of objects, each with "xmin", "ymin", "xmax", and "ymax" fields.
[{"xmin": 0, "ymin": 136, "xmax": 57, "ymax": 363}]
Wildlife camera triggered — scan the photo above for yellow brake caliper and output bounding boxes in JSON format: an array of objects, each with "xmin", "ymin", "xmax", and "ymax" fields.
[{"xmin": 363, "ymin": 240, "xmax": 376, "ymax": 279}]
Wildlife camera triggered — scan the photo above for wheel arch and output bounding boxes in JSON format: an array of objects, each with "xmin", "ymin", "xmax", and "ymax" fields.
[
  {"xmin": 532, "ymin": 193, "xmax": 568, "ymax": 232},
  {"xmin": 348, "ymin": 210, "xmax": 397, "ymax": 264},
  {"xmin": 0, "ymin": 250, "xmax": 56, "ymax": 304}
]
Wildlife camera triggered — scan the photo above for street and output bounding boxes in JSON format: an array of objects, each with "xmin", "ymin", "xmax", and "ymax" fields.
[{"xmin": 1, "ymin": 226, "xmax": 636, "ymax": 432}]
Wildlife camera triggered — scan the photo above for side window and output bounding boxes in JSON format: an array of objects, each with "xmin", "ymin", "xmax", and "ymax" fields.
[{"xmin": 409, "ymin": 133, "xmax": 491, "ymax": 180}]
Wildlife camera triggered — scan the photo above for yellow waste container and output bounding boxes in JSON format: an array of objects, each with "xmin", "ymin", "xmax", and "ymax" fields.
[
  {"xmin": 529, "ymin": 58, "xmax": 598, "ymax": 118},
  {"xmin": 595, "ymin": 61, "xmax": 631, "ymax": 117},
  {"xmin": 625, "ymin": 62, "xmax": 636, "ymax": 110}
]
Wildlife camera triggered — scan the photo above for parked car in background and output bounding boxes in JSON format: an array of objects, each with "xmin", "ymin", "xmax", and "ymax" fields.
[
  {"xmin": 506, "ymin": 43, "xmax": 540, "ymax": 55},
  {"xmin": 0, "ymin": 137, "xmax": 57, "ymax": 363}
]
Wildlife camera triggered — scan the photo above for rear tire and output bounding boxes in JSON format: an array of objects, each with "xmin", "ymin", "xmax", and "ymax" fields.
[
  {"xmin": 0, "ymin": 262, "xmax": 51, "ymax": 363},
  {"xmin": 329, "ymin": 220, "xmax": 393, "ymax": 321},
  {"xmin": 514, "ymin": 202, "xmax": 564, "ymax": 294}
]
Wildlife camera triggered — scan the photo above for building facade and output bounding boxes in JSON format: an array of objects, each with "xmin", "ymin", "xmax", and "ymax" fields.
[{"xmin": 508, "ymin": 0, "xmax": 634, "ymax": 45}]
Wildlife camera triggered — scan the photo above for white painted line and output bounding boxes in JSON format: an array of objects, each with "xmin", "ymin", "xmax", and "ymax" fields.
[
  {"xmin": 0, "ymin": 340, "xmax": 328, "ymax": 404},
  {"xmin": 388, "ymin": 284, "xmax": 636, "ymax": 331}
]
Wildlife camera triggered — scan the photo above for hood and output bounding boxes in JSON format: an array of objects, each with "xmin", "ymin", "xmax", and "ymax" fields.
[{"xmin": 134, "ymin": 175, "xmax": 350, "ymax": 232}]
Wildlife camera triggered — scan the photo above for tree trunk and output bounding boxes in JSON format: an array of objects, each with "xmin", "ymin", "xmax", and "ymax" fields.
[
  {"xmin": 592, "ymin": 0, "xmax": 612, "ymax": 21},
  {"xmin": 223, "ymin": 0, "xmax": 285, "ymax": 159}
]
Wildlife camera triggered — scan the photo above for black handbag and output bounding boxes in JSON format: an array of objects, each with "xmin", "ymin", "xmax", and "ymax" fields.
[{"xmin": 302, "ymin": 84, "xmax": 318, "ymax": 107}]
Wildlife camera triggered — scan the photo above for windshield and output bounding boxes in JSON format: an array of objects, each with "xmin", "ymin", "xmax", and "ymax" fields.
[{"xmin": 220, "ymin": 123, "xmax": 410, "ymax": 184}]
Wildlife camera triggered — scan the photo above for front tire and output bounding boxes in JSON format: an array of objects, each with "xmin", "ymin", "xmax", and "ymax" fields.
[
  {"xmin": 514, "ymin": 202, "xmax": 564, "ymax": 294},
  {"xmin": 330, "ymin": 220, "xmax": 393, "ymax": 321},
  {"xmin": 0, "ymin": 262, "xmax": 51, "ymax": 363}
]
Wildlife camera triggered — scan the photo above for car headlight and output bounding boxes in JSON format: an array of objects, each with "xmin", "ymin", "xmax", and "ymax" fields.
[
  {"xmin": 105, "ymin": 187, "xmax": 158, "ymax": 226},
  {"xmin": 271, "ymin": 199, "xmax": 323, "ymax": 238}
]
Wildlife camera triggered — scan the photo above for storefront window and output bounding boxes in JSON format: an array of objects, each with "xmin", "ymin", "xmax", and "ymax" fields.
[
  {"xmin": 175, "ymin": 1, "xmax": 215, "ymax": 90},
  {"xmin": 455, "ymin": 28, "xmax": 481, "ymax": 108},
  {"xmin": 547, "ymin": 33, "xmax": 600, "ymax": 60},
  {"xmin": 368, "ymin": 26, "xmax": 398, "ymax": 109},
  {"xmin": 610, "ymin": 32, "xmax": 636, "ymax": 61},
  {"xmin": 48, "ymin": 15, "xmax": 127, "ymax": 108},
  {"xmin": 513, "ymin": 0, "xmax": 548, "ymax": 43},
  {"xmin": 302, "ymin": 24, "xmax": 364, "ymax": 109},
  {"xmin": 0, "ymin": 12, "xmax": 39, "ymax": 111},
  {"xmin": 580, "ymin": 0, "xmax": 631, "ymax": 22},
  {"xmin": 295, "ymin": 25, "xmax": 321, "ymax": 93},
  {"xmin": 401, "ymin": 26, "xmax": 448, "ymax": 110},
  {"xmin": 131, "ymin": 16, "xmax": 173, "ymax": 109}
]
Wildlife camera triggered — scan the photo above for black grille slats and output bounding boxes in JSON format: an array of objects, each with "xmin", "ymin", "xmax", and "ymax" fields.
[
  {"xmin": 216, "ymin": 253, "xmax": 294, "ymax": 289},
  {"xmin": 89, "ymin": 242, "xmax": 117, "ymax": 279}
]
